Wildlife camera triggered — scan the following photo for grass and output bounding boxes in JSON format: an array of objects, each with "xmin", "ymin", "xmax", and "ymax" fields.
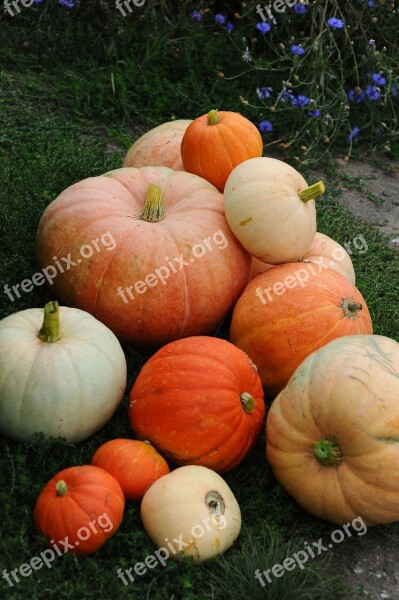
[{"xmin": 0, "ymin": 11, "xmax": 399, "ymax": 600}]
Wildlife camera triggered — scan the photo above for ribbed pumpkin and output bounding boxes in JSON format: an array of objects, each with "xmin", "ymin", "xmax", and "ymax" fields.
[
  {"xmin": 34, "ymin": 466, "xmax": 125, "ymax": 554},
  {"xmin": 181, "ymin": 110, "xmax": 263, "ymax": 191},
  {"xmin": 129, "ymin": 336, "xmax": 265, "ymax": 473},
  {"xmin": 123, "ymin": 120, "xmax": 192, "ymax": 171},
  {"xmin": 36, "ymin": 167, "xmax": 251, "ymax": 347},
  {"xmin": 266, "ymin": 335, "xmax": 399, "ymax": 525},
  {"xmin": 251, "ymin": 232, "xmax": 356, "ymax": 284},
  {"xmin": 91, "ymin": 439, "xmax": 170, "ymax": 502},
  {"xmin": 230, "ymin": 264, "xmax": 372, "ymax": 398}
]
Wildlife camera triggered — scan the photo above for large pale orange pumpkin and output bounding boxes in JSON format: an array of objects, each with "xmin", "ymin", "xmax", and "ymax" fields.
[
  {"xmin": 230, "ymin": 263, "xmax": 372, "ymax": 398},
  {"xmin": 266, "ymin": 334, "xmax": 399, "ymax": 525},
  {"xmin": 36, "ymin": 167, "xmax": 251, "ymax": 347},
  {"xmin": 251, "ymin": 232, "xmax": 356, "ymax": 283},
  {"xmin": 181, "ymin": 110, "xmax": 263, "ymax": 191},
  {"xmin": 129, "ymin": 336, "xmax": 265, "ymax": 474},
  {"xmin": 123, "ymin": 120, "xmax": 192, "ymax": 171}
]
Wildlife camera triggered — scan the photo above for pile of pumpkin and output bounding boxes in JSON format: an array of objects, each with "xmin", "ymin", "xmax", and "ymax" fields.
[{"xmin": 1, "ymin": 110, "xmax": 399, "ymax": 564}]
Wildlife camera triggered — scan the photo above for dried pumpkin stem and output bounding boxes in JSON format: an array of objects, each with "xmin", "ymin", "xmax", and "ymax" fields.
[
  {"xmin": 240, "ymin": 392, "xmax": 255, "ymax": 413},
  {"xmin": 298, "ymin": 181, "xmax": 325, "ymax": 203},
  {"xmin": 56, "ymin": 480, "xmax": 68, "ymax": 496},
  {"xmin": 139, "ymin": 184, "xmax": 166, "ymax": 222},
  {"xmin": 313, "ymin": 440, "xmax": 343, "ymax": 466},
  {"xmin": 340, "ymin": 298, "xmax": 362, "ymax": 319},
  {"xmin": 38, "ymin": 301, "xmax": 62, "ymax": 343},
  {"xmin": 207, "ymin": 109, "xmax": 220, "ymax": 126}
]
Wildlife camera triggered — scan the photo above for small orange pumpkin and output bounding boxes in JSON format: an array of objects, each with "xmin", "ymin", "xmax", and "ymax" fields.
[
  {"xmin": 34, "ymin": 466, "xmax": 125, "ymax": 554},
  {"xmin": 181, "ymin": 109, "xmax": 263, "ymax": 191},
  {"xmin": 129, "ymin": 336, "xmax": 265, "ymax": 473},
  {"xmin": 91, "ymin": 439, "xmax": 170, "ymax": 501}
]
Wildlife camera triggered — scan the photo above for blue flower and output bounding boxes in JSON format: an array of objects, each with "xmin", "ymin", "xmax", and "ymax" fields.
[
  {"xmin": 294, "ymin": 4, "xmax": 307, "ymax": 14},
  {"xmin": 215, "ymin": 13, "xmax": 226, "ymax": 24},
  {"xmin": 308, "ymin": 110, "xmax": 321, "ymax": 117},
  {"xmin": 347, "ymin": 127, "xmax": 360, "ymax": 142},
  {"xmin": 367, "ymin": 0, "xmax": 377, "ymax": 6},
  {"xmin": 292, "ymin": 94, "xmax": 311, "ymax": 107},
  {"xmin": 242, "ymin": 48, "xmax": 252, "ymax": 62},
  {"xmin": 392, "ymin": 86, "xmax": 399, "ymax": 97},
  {"xmin": 278, "ymin": 88, "xmax": 294, "ymax": 102},
  {"xmin": 372, "ymin": 73, "xmax": 386, "ymax": 85},
  {"xmin": 366, "ymin": 85, "xmax": 380, "ymax": 101},
  {"xmin": 259, "ymin": 120, "xmax": 273, "ymax": 132},
  {"xmin": 257, "ymin": 86, "xmax": 273, "ymax": 100},
  {"xmin": 58, "ymin": 0, "xmax": 74, "ymax": 6},
  {"xmin": 327, "ymin": 17, "xmax": 345, "ymax": 29},
  {"xmin": 256, "ymin": 22, "xmax": 272, "ymax": 33},
  {"xmin": 291, "ymin": 45, "xmax": 305, "ymax": 55},
  {"xmin": 347, "ymin": 89, "xmax": 365, "ymax": 104},
  {"xmin": 224, "ymin": 22, "xmax": 234, "ymax": 32},
  {"xmin": 191, "ymin": 10, "xmax": 202, "ymax": 21}
]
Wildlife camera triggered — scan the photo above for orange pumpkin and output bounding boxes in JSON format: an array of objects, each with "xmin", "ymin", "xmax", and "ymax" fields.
[
  {"xmin": 266, "ymin": 334, "xmax": 399, "ymax": 525},
  {"xmin": 181, "ymin": 110, "xmax": 263, "ymax": 191},
  {"xmin": 251, "ymin": 232, "xmax": 356, "ymax": 284},
  {"xmin": 91, "ymin": 439, "xmax": 170, "ymax": 501},
  {"xmin": 129, "ymin": 336, "xmax": 265, "ymax": 474},
  {"xmin": 123, "ymin": 120, "xmax": 192, "ymax": 171},
  {"xmin": 36, "ymin": 167, "xmax": 251, "ymax": 347},
  {"xmin": 230, "ymin": 263, "xmax": 373, "ymax": 398},
  {"xmin": 34, "ymin": 466, "xmax": 125, "ymax": 554}
]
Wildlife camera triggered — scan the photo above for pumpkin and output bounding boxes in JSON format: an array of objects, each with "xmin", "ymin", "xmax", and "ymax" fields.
[
  {"xmin": 230, "ymin": 264, "xmax": 372, "ymax": 398},
  {"xmin": 123, "ymin": 119, "xmax": 192, "ymax": 171},
  {"xmin": 224, "ymin": 157, "xmax": 325, "ymax": 264},
  {"xmin": 91, "ymin": 439, "xmax": 170, "ymax": 502},
  {"xmin": 129, "ymin": 336, "xmax": 265, "ymax": 473},
  {"xmin": 266, "ymin": 334, "xmax": 399, "ymax": 526},
  {"xmin": 181, "ymin": 109, "xmax": 263, "ymax": 192},
  {"xmin": 34, "ymin": 465, "xmax": 125, "ymax": 554},
  {"xmin": 141, "ymin": 465, "xmax": 241, "ymax": 563},
  {"xmin": 251, "ymin": 232, "xmax": 356, "ymax": 284},
  {"xmin": 0, "ymin": 301, "xmax": 126, "ymax": 443},
  {"xmin": 36, "ymin": 167, "xmax": 251, "ymax": 347}
]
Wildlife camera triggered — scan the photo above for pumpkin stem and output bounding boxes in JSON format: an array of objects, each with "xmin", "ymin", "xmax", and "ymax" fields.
[
  {"xmin": 38, "ymin": 301, "xmax": 62, "ymax": 343},
  {"xmin": 240, "ymin": 392, "xmax": 256, "ymax": 413},
  {"xmin": 207, "ymin": 109, "xmax": 220, "ymax": 126},
  {"xmin": 340, "ymin": 298, "xmax": 362, "ymax": 319},
  {"xmin": 298, "ymin": 181, "xmax": 325, "ymax": 203},
  {"xmin": 313, "ymin": 440, "xmax": 343, "ymax": 466},
  {"xmin": 139, "ymin": 184, "xmax": 166, "ymax": 222},
  {"xmin": 55, "ymin": 480, "xmax": 68, "ymax": 496},
  {"xmin": 205, "ymin": 490, "xmax": 225, "ymax": 515}
]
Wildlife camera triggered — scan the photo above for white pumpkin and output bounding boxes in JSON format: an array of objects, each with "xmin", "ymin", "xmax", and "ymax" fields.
[
  {"xmin": 224, "ymin": 157, "xmax": 324, "ymax": 264},
  {"xmin": 140, "ymin": 465, "xmax": 241, "ymax": 563},
  {"xmin": 251, "ymin": 232, "xmax": 356, "ymax": 283},
  {"xmin": 0, "ymin": 301, "xmax": 127, "ymax": 443}
]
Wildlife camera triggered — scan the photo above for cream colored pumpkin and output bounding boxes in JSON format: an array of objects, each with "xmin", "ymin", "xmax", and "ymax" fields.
[
  {"xmin": 0, "ymin": 302, "xmax": 127, "ymax": 443},
  {"xmin": 251, "ymin": 232, "xmax": 355, "ymax": 283},
  {"xmin": 266, "ymin": 334, "xmax": 399, "ymax": 525},
  {"xmin": 140, "ymin": 465, "xmax": 241, "ymax": 563},
  {"xmin": 224, "ymin": 157, "xmax": 324, "ymax": 264},
  {"xmin": 123, "ymin": 120, "xmax": 192, "ymax": 171}
]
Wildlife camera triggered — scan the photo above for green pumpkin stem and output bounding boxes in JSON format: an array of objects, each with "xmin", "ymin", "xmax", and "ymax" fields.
[
  {"xmin": 38, "ymin": 301, "xmax": 62, "ymax": 343},
  {"xmin": 298, "ymin": 181, "xmax": 325, "ymax": 203},
  {"xmin": 55, "ymin": 480, "xmax": 68, "ymax": 496},
  {"xmin": 139, "ymin": 184, "xmax": 166, "ymax": 222},
  {"xmin": 207, "ymin": 109, "xmax": 220, "ymax": 126},
  {"xmin": 313, "ymin": 440, "xmax": 343, "ymax": 466},
  {"xmin": 240, "ymin": 392, "xmax": 256, "ymax": 413}
]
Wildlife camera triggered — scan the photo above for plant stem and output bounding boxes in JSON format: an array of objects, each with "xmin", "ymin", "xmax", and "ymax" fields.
[
  {"xmin": 207, "ymin": 109, "xmax": 220, "ymax": 125},
  {"xmin": 38, "ymin": 301, "xmax": 62, "ymax": 343},
  {"xmin": 56, "ymin": 480, "xmax": 68, "ymax": 496},
  {"xmin": 298, "ymin": 181, "xmax": 325, "ymax": 203},
  {"xmin": 139, "ymin": 184, "xmax": 166, "ymax": 222},
  {"xmin": 240, "ymin": 392, "xmax": 255, "ymax": 413},
  {"xmin": 313, "ymin": 440, "xmax": 343, "ymax": 466}
]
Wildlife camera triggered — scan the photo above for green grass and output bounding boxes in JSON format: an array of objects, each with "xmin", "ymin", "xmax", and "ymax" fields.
[{"xmin": 0, "ymin": 15, "xmax": 399, "ymax": 600}]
